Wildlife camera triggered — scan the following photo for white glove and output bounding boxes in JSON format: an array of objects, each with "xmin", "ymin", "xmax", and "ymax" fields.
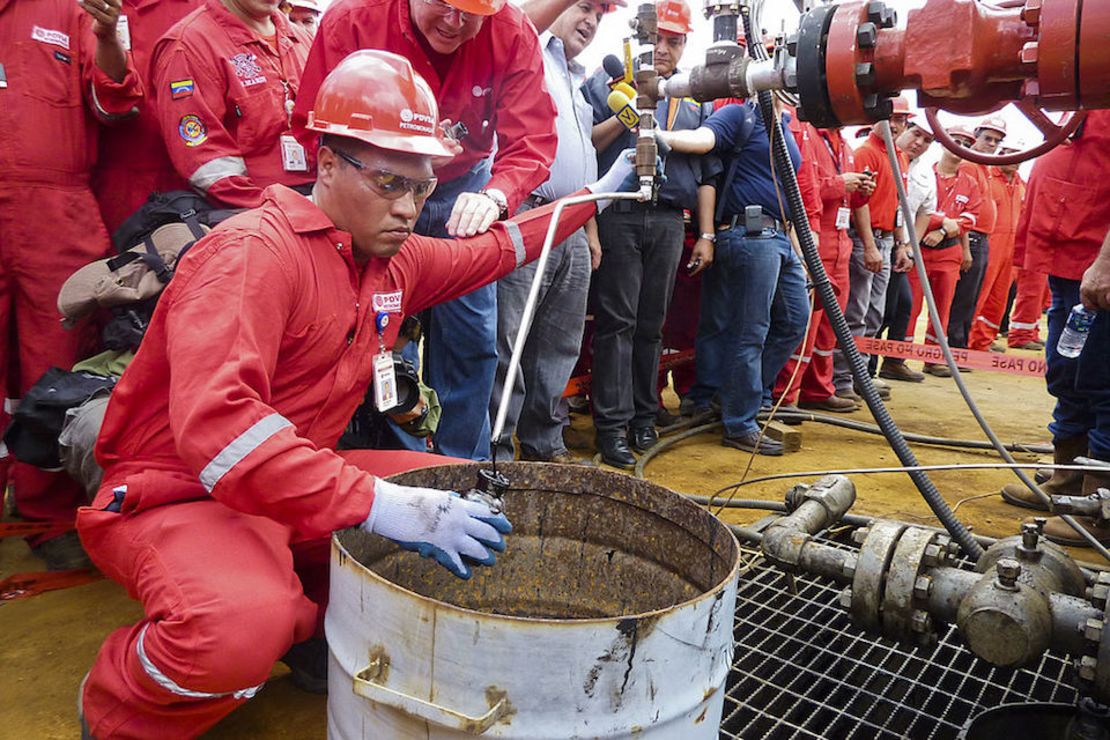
[
  {"xmin": 362, "ymin": 478, "xmax": 512, "ymax": 579},
  {"xmin": 586, "ymin": 148, "xmax": 638, "ymax": 213},
  {"xmin": 446, "ymin": 191, "xmax": 501, "ymax": 238}
]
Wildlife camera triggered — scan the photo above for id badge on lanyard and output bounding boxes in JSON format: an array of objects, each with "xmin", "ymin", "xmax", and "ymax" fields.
[
  {"xmin": 276, "ymin": 60, "xmax": 306, "ymax": 172},
  {"xmin": 371, "ymin": 312, "xmax": 398, "ymax": 412},
  {"xmin": 835, "ymin": 206, "xmax": 851, "ymax": 230}
]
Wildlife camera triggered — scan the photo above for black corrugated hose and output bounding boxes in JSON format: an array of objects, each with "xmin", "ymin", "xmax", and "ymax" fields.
[{"xmin": 739, "ymin": 9, "xmax": 983, "ymax": 560}]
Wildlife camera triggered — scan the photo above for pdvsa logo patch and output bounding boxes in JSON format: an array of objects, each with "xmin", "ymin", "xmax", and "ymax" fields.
[{"xmin": 178, "ymin": 114, "xmax": 208, "ymax": 147}]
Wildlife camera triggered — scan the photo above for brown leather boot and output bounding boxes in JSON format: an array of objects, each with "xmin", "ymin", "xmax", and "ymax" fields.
[
  {"xmin": 1000, "ymin": 435, "xmax": 1087, "ymax": 510},
  {"xmin": 1038, "ymin": 469, "xmax": 1110, "ymax": 547}
]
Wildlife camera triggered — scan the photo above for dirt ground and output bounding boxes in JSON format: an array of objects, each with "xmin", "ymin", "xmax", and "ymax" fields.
[{"xmin": 0, "ymin": 345, "xmax": 1076, "ymax": 739}]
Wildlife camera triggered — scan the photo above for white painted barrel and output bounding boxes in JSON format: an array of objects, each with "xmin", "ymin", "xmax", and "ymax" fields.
[{"xmin": 326, "ymin": 462, "xmax": 740, "ymax": 739}]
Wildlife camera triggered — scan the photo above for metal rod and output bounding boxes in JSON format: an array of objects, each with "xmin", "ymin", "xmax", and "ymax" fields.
[{"xmin": 489, "ymin": 191, "xmax": 646, "ymax": 448}]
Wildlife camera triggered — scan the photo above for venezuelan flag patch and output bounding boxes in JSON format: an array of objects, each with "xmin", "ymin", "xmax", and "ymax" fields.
[{"xmin": 170, "ymin": 79, "xmax": 194, "ymax": 100}]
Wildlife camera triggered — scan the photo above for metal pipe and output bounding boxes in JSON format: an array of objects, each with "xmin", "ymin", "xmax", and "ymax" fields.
[
  {"xmin": 489, "ymin": 191, "xmax": 644, "ymax": 448},
  {"xmin": 760, "ymin": 475, "xmax": 856, "ymax": 573}
]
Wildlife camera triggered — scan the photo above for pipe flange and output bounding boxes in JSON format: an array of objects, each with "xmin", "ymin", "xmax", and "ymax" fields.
[
  {"xmin": 1089, "ymin": 571, "xmax": 1110, "ymax": 611},
  {"xmin": 1091, "ymin": 599, "xmax": 1110, "ymax": 701},
  {"xmin": 851, "ymin": 520, "xmax": 907, "ymax": 632},
  {"xmin": 792, "ymin": 3, "xmax": 837, "ymax": 125},
  {"xmin": 881, "ymin": 527, "xmax": 941, "ymax": 641}
]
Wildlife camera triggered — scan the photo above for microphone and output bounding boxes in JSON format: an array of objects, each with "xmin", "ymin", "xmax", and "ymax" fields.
[
  {"xmin": 602, "ymin": 54, "xmax": 638, "ymax": 130},
  {"xmin": 602, "ymin": 54, "xmax": 625, "ymax": 81}
]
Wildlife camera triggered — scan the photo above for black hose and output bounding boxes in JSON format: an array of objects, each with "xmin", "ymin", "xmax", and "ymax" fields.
[{"xmin": 739, "ymin": 9, "xmax": 982, "ymax": 559}]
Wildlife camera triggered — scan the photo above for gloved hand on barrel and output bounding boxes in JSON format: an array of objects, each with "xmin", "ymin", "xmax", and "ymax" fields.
[{"xmin": 362, "ymin": 478, "xmax": 512, "ymax": 579}]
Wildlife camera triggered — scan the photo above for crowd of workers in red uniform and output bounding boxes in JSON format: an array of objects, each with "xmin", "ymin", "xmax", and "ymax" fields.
[{"xmin": 1, "ymin": 0, "xmax": 1109, "ymax": 733}]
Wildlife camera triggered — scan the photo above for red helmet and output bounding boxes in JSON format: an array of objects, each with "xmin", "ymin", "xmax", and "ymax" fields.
[
  {"xmin": 976, "ymin": 115, "xmax": 1007, "ymax": 137},
  {"xmin": 946, "ymin": 123, "xmax": 977, "ymax": 143},
  {"xmin": 444, "ymin": 0, "xmax": 506, "ymax": 16},
  {"xmin": 306, "ymin": 50, "xmax": 454, "ymax": 158},
  {"xmin": 657, "ymin": 0, "xmax": 692, "ymax": 35},
  {"xmin": 891, "ymin": 96, "xmax": 914, "ymax": 117}
]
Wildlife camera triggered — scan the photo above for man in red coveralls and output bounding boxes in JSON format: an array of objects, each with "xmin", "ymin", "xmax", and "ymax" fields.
[
  {"xmin": 998, "ymin": 111, "xmax": 1110, "ymax": 546},
  {"xmin": 967, "ymin": 138, "xmax": 1027, "ymax": 352},
  {"xmin": 905, "ymin": 124, "xmax": 981, "ymax": 376},
  {"xmin": 92, "ymin": 0, "xmax": 201, "ymax": 234},
  {"xmin": 77, "ymin": 50, "xmax": 637, "ymax": 737},
  {"xmin": 774, "ymin": 123, "xmax": 874, "ymax": 413},
  {"xmin": 150, "ymin": 0, "xmax": 315, "ymax": 208},
  {"xmin": 292, "ymin": 0, "xmax": 559, "ymax": 461},
  {"xmin": 0, "ymin": 0, "xmax": 143, "ymax": 570}
]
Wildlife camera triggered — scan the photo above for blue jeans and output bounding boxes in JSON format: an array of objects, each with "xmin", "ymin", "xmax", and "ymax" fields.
[
  {"xmin": 1046, "ymin": 276, "xmax": 1110, "ymax": 461},
  {"xmin": 688, "ymin": 228, "xmax": 810, "ymax": 438},
  {"xmin": 394, "ymin": 159, "xmax": 496, "ymax": 460}
]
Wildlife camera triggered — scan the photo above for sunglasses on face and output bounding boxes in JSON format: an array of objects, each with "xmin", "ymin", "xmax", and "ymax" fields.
[{"xmin": 333, "ymin": 148, "xmax": 438, "ymax": 199}]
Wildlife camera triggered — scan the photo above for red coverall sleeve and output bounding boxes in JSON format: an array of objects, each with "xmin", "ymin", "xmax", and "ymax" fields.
[
  {"xmin": 152, "ymin": 40, "xmax": 266, "ymax": 208},
  {"xmin": 78, "ymin": 17, "xmax": 143, "ymax": 121},
  {"xmin": 482, "ymin": 31, "xmax": 558, "ymax": 212},
  {"xmin": 163, "ymin": 234, "xmax": 376, "ymax": 539},
  {"xmin": 398, "ymin": 195, "xmax": 597, "ymax": 312},
  {"xmin": 792, "ymin": 130, "xmax": 823, "ymax": 232},
  {"xmin": 956, "ymin": 173, "xmax": 982, "ymax": 233}
]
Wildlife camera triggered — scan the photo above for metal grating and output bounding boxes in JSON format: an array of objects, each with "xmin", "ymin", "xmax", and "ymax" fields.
[{"xmin": 722, "ymin": 538, "xmax": 1079, "ymax": 739}]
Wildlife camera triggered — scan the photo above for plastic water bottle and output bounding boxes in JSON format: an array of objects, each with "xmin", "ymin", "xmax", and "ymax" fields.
[{"xmin": 1057, "ymin": 304, "xmax": 1097, "ymax": 358}]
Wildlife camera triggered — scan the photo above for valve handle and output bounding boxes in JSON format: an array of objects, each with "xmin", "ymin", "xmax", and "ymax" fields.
[{"xmin": 924, "ymin": 106, "xmax": 1087, "ymax": 166}]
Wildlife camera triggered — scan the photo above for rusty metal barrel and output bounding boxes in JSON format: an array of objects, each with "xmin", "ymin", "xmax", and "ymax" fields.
[{"xmin": 326, "ymin": 462, "xmax": 741, "ymax": 739}]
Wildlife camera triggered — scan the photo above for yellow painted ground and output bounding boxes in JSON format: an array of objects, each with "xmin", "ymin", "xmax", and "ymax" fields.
[{"xmin": 2, "ymin": 341, "xmax": 1075, "ymax": 738}]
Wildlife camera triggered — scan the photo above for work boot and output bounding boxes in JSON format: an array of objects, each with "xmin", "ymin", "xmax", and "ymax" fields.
[
  {"xmin": 924, "ymin": 363, "xmax": 952, "ymax": 378},
  {"xmin": 990, "ymin": 341, "xmax": 1007, "ymax": 353},
  {"xmin": 628, "ymin": 425, "xmax": 659, "ymax": 453},
  {"xmin": 31, "ymin": 531, "xmax": 93, "ymax": 571},
  {"xmin": 655, "ymin": 407, "xmax": 682, "ymax": 429},
  {"xmin": 280, "ymin": 637, "xmax": 328, "ymax": 695},
  {"xmin": 799, "ymin": 395, "xmax": 858, "ymax": 413},
  {"xmin": 1037, "ymin": 470, "xmax": 1110, "ymax": 547},
  {"xmin": 521, "ymin": 449, "xmax": 593, "ymax": 466},
  {"xmin": 596, "ymin": 433, "xmax": 636, "ymax": 469},
  {"xmin": 880, "ymin": 360, "xmax": 925, "ymax": 383},
  {"xmin": 1000, "ymin": 435, "xmax": 1088, "ymax": 510},
  {"xmin": 722, "ymin": 431, "xmax": 784, "ymax": 456},
  {"xmin": 855, "ymin": 377, "xmax": 891, "ymax": 401},
  {"xmin": 1010, "ymin": 339, "xmax": 1045, "ymax": 351},
  {"xmin": 835, "ymin": 387, "xmax": 862, "ymax": 403}
]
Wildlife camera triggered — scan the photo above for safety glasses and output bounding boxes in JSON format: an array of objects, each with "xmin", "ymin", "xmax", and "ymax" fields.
[
  {"xmin": 420, "ymin": 0, "xmax": 479, "ymax": 23},
  {"xmin": 333, "ymin": 149, "xmax": 438, "ymax": 200}
]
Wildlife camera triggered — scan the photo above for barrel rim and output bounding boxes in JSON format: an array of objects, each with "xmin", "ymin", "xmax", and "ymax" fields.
[{"xmin": 332, "ymin": 463, "xmax": 742, "ymax": 626}]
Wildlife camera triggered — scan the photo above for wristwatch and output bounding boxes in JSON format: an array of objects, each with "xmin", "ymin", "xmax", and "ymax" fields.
[
  {"xmin": 479, "ymin": 188, "xmax": 509, "ymax": 220},
  {"xmin": 699, "ymin": 232, "xmax": 717, "ymax": 243}
]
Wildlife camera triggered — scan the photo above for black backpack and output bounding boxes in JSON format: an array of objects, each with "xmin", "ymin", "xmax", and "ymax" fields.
[
  {"xmin": 3, "ymin": 368, "xmax": 116, "ymax": 469},
  {"xmin": 112, "ymin": 190, "xmax": 240, "ymax": 253}
]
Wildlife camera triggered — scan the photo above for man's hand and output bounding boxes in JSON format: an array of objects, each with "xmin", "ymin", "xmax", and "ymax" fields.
[
  {"xmin": 688, "ymin": 238, "xmax": 714, "ymax": 276},
  {"xmin": 362, "ymin": 479, "xmax": 512, "ymax": 580},
  {"xmin": 863, "ymin": 243, "xmax": 883, "ymax": 273},
  {"xmin": 960, "ymin": 246, "xmax": 973, "ymax": 272},
  {"xmin": 942, "ymin": 218, "xmax": 960, "ymax": 238},
  {"xmin": 446, "ymin": 192, "xmax": 501, "ymax": 238},
  {"xmin": 1080, "ymin": 255, "xmax": 1110, "ymax": 310},
  {"xmin": 79, "ymin": 0, "xmax": 122, "ymax": 39},
  {"xmin": 841, "ymin": 172, "xmax": 872, "ymax": 194},
  {"xmin": 893, "ymin": 245, "xmax": 913, "ymax": 273},
  {"xmin": 921, "ymin": 229, "xmax": 944, "ymax": 247},
  {"xmin": 587, "ymin": 231, "xmax": 602, "ymax": 270}
]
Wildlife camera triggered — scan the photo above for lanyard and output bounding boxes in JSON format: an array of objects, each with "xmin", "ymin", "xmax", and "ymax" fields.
[{"xmin": 818, "ymin": 130, "xmax": 850, "ymax": 208}]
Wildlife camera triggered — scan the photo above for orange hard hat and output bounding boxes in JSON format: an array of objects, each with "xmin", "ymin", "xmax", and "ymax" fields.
[
  {"xmin": 890, "ymin": 96, "xmax": 914, "ymax": 117},
  {"xmin": 946, "ymin": 123, "xmax": 977, "ymax": 142},
  {"xmin": 976, "ymin": 115, "xmax": 1007, "ymax": 137},
  {"xmin": 657, "ymin": 0, "xmax": 692, "ymax": 35},
  {"xmin": 306, "ymin": 50, "xmax": 454, "ymax": 158},
  {"xmin": 287, "ymin": 0, "xmax": 319, "ymax": 10},
  {"xmin": 443, "ymin": 0, "xmax": 506, "ymax": 16}
]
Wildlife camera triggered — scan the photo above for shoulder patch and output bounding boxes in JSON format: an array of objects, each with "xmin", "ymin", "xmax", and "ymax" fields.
[
  {"xmin": 178, "ymin": 114, "xmax": 208, "ymax": 147},
  {"xmin": 170, "ymin": 79, "xmax": 195, "ymax": 100}
]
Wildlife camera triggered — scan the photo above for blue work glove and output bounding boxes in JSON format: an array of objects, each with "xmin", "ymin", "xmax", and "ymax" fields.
[{"xmin": 362, "ymin": 478, "xmax": 512, "ymax": 580}]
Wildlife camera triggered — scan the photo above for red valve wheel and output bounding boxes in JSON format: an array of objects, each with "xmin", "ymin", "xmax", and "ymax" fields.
[{"xmin": 924, "ymin": 105, "xmax": 1087, "ymax": 166}]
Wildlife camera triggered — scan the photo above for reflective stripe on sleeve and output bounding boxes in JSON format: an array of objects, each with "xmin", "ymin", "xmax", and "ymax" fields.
[
  {"xmin": 506, "ymin": 221, "xmax": 525, "ymax": 267},
  {"xmin": 89, "ymin": 83, "xmax": 139, "ymax": 120},
  {"xmin": 135, "ymin": 623, "xmax": 264, "ymax": 700},
  {"xmin": 199, "ymin": 413, "xmax": 292, "ymax": 492},
  {"xmin": 189, "ymin": 156, "xmax": 248, "ymax": 193}
]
